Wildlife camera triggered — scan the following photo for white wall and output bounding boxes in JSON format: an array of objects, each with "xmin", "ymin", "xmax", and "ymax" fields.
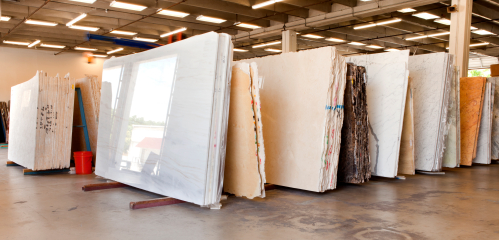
[{"xmin": 0, "ymin": 46, "xmax": 105, "ymax": 102}]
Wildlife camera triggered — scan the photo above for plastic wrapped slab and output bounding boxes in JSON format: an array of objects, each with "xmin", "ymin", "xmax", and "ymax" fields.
[
  {"xmin": 409, "ymin": 53, "xmax": 454, "ymax": 172},
  {"xmin": 474, "ymin": 79, "xmax": 495, "ymax": 164},
  {"xmin": 9, "ymin": 72, "xmax": 75, "ymax": 170},
  {"xmin": 95, "ymin": 32, "xmax": 233, "ymax": 206},
  {"xmin": 460, "ymin": 77, "xmax": 486, "ymax": 166},
  {"xmin": 443, "ymin": 66, "xmax": 461, "ymax": 168},
  {"xmin": 347, "ymin": 50, "xmax": 410, "ymax": 178},
  {"xmin": 338, "ymin": 63, "xmax": 370, "ymax": 183},
  {"xmin": 224, "ymin": 62, "xmax": 266, "ymax": 199},
  {"xmin": 238, "ymin": 47, "xmax": 346, "ymax": 192}
]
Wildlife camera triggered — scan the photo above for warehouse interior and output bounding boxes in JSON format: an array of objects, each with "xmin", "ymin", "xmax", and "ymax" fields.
[{"xmin": 1, "ymin": 0, "xmax": 499, "ymax": 239}]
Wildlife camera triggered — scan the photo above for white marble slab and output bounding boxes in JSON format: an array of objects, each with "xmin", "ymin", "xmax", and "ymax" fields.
[
  {"xmin": 409, "ymin": 53, "xmax": 453, "ymax": 171},
  {"xmin": 347, "ymin": 51, "xmax": 409, "ymax": 178},
  {"xmin": 95, "ymin": 32, "xmax": 232, "ymax": 206},
  {"xmin": 443, "ymin": 65, "xmax": 461, "ymax": 168},
  {"xmin": 490, "ymin": 78, "xmax": 499, "ymax": 160},
  {"xmin": 474, "ymin": 80, "xmax": 495, "ymax": 164}
]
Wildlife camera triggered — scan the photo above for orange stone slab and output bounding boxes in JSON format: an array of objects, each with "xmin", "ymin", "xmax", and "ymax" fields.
[{"xmin": 460, "ymin": 77, "xmax": 486, "ymax": 166}]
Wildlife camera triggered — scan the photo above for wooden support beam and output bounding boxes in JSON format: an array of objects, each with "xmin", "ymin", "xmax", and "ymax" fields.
[
  {"xmin": 23, "ymin": 168, "xmax": 70, "ymax": 175},
  {"xmin": 82, "ymin": 182, "xmax": 127, "ymax": 191},
  {"xmin": 449, "ymin": 0, "xmax": 473, "ymax": 78},
  {"xmin": 129, "ymin": 197, "xmax": 185, "ymax": 210},
  {"xmin": 282, "ymin": 30, "xmax": 297, "ymax": 53},
  {"xmin": 6, "ymin": 161, "xmax": 18, "ymax": 166}
]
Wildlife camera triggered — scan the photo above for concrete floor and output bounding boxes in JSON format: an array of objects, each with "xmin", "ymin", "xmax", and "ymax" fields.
[{"xmin": 1, "ymin": 148, "xmax": 499, "ymax": 239}]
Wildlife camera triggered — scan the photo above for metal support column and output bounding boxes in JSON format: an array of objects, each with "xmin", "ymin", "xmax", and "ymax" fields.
[{"xmin": 282, "ymin": 30, "xmax": 297, "ymax": 53}]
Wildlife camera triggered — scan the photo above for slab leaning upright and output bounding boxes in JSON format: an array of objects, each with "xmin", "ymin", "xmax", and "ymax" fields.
[{"xmin": 95, "ymin": 32, "xmax": 233, "ymax": 207}]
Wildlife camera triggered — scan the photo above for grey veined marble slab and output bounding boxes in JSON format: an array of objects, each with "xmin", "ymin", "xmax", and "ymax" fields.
[
  {"xmin": 347, "ymin": 51, "xmax": 410, "ymax": 178},
  {"xmin": 474, "ymin": 79, "xmax": 495, "ymax": 164},
  {"xmin": 409, "ymin": 53, "xmax": 454, "ymax": 171},
  {"xmin": 490, "ymin": 78, "xmax": 499, "ymax": 160},
  {"xmin": 443, "ymin": 64, "xmax": 460, "ymax": 168},
  {"xmin": 95, "ymin": 32, "xmax": 233, "ymax": 206}
]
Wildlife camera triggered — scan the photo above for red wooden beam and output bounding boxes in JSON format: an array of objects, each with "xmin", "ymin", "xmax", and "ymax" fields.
[
  {"xmin": 82, "ymin": 182, "xmax": 126, "ymax": 191},
  {"xmin": 130, "ymin": 197, "xmax": 185, "ymax": 210}
]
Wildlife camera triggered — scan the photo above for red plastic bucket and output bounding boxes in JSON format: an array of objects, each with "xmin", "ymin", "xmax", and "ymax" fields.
[{"xmin": 74, "ymin": 151, "xmax": 93, "ymax": 174}]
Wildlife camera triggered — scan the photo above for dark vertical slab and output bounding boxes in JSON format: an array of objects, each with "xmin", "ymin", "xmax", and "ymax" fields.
[{"xmin": 338, "ymin": 64, "xmax": 370, "ymax": 183}]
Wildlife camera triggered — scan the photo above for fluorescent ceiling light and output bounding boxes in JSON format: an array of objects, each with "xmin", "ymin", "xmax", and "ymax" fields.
[
  {"xmin": 348, "ymin": 42, "xmax": 366, "ymax": 46},
  {"xmin": 302, "ymin": 34, "xmax": 324, "ymax": 39},
  {"xmin": 66, "ymin": 13, "xmax": 87, "ymax": 26},
  {"xmin": 354, "ymin": 23, "xmax": 376, "ymax": 30},
  {"xmin": 470, "ymin": 42, "xmax": 489, "ymax": 47},
  {"xmin": 233, "ymin": 48, "xmax": 248, "ymax": 52},
  {"xmin": 236, "ymin": 23, "xmax": 261, "ymax": 29},
  {"xmin": 376, "ymin": 19, "xmax": 401, "ymax": 25},
  {"xmin": 366, "ymin": 45, "xmax": 384, "ymax": 49},
  {"xmin": 133, "ymin": 37, "xmax": 158, "ymax": 42},
  {"xmin": 472, "ymin": 29, "xmax": 495, "ymax": 35},
  {"xmin": 69, "ymin": 25, "xmax": 99, "ymax": 31},
  {"xmin": 325, "ymin": 37, "xmax": 345, "ymax": 42},
  {"xmin": 40, "ymin": 44, "xmax": 65, "ymax": 49},
  {"xmin": 252, "ymin": 41, "xmax": 281, "ymax": 48},
  {"xmin": 406, "ymin": 35, "xmax": 427, "ymax": 41},
  {"xmin": 28, "ymin": 40, "xmax": 41, "ymax": 48},
  {"xmin": 92, "ymin": 54, "xmax": 108, "ymax": 58},
  {"xmin": 157, "ymin": 9, "xmax": 189, "ymax": 18},
  {"xmin": 428, "ymin": 32, "xmax": 450, "ymax": 37},
  {"xmin": 3, "ymin": 40, "xmax": 30, "ymax": 46},
  {"xmin": 196, "ymin": 15, "xmax": 226, "ymax": 24},
  {"xmin": 69, "ymin": 0, "xmax": 96, "ymax": 3},
  {"xmin": 110, "ymin": 1, "xmax": 147, "ymax": 11},
  {"xmin": 110, "ymin": 30, "xmax": 137, "ymax": 35},
  {"xmin": 265, "ymin": 48, "xmax": 281, "ymax": 52},
  {"xmin": 252, "ymin": 0, "xmax": 283, "ymax": 9},
  {"xmin": 107, "ymin": 48, "xmax": 124, "ymax": 54},
  {"xmin": 434, "ymin": 18, "xmax": 451, "ymax": 25},
  {"xmin": 412, "ymin": 12, "xmax": 440, "ymax": 20},
  {"xmin": 1, "ymin": 16, "xmax": 11, "ymax": 21},
  {"xmin": 385, "ymin": 48, "xmax": 400, "ymax": 52},
  {"xmin": 397, "ymin": 8, "xmax": 416, "ymax": 13},
  {"xmin": 75, "ymin": 47, "xmax": 97, "ymax": 51},
  {"xmin": 471, "ymin": 26, "xmax": 478, "ymax": 30},
  {"xmin": 25, "ymin": 19, "xmax": 58, "ymax": 26},
  {"xmin": 160, "ymin": 27, "xmax": 187, "ymax": 38}
]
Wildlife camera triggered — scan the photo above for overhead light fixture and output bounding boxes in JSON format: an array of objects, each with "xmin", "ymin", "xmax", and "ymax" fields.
[
  {"xmin": 40, "ymin": 44, "xmax": 65, "ymax": 49},
  {"xmin": 157, "ymin": 9, "xmax": 190, "ymax": 18},
  {"xmin": 428, "ymin": 32, "xmax": 450, "ymax": 37},
  {"xmin": 470, "ymin": 26, "xmax": 478, "ymax": 30},
  {"xmin": 385, "ymin": 48, "xmax": 400, "ymax": 52},
  {"xmin": 28, "ymin": 40, "xmax": 41, "ymax": 48},
  {"xmin": 236, "ymin": 23, "xmax": 261, "ymax": 29},
  {"xmin": 472, "ymin": 29, "xmax": 495, "ymax": 35},
  {"xmin": 252, "ymin": 41, "xmax": 281, "ymax": 48},
  {"xmin": 3, "ymin": 40, "xmax": 30, "ymax": 46},
  {"xmin": 92, "ymin": 54, "xmax": 108, "ymax": 58},
  {"xmin": 376, "ymin": 19, "xmax": 402, "ymax": 25},
  {"xmin": 397, "ymin": 8, "xmax": 416, "ymax": 13},
  {"xmin": 69, "ymin": 0, "xmax": 96, "ymax": 3},
  {"xmin": 160, "ymin": 27, "xmax": 187, "ymax": 38},
  {"xmin": 25, "ymin": 19, "xmax": 58, "ymax": 26},
  {"xmin": 110, "ymin": 1, "xmax": 147, "ymax": 11},
  {"xmin": 233, "ymin": 48, "xmax": 248, "ymax": 52},
  {"xmin": 264, "ymin": 48, "xmax": 281, "ymax": 52},
  {"xmin": 252, "ymin": 0, "xmax": 284, "ymax": 9},
  {"xmin": 366, "ymin": 45, "xmax": 384, "ymax": 49},
  {"xmin": 348, "ymin": 42, "xmax": 366, "ymax": 46},
  {"xmin": 75, "ymin": 47, "xmax": 98, "ymax": 51},
  {"xmin": 354, "ymin": 23, "xmax": 376, "ymax": 30},
  {"xmin": 434, "ymin": 18, "xmax": 451, "ymax": 25},
  {"xmin": 406, "ymin": 35, "xmax": 427, "ymax": 41},
  {"xmin": 1, "ymin": 16, "xmax": 11, "ymax": 21},
  {"xmin": 133, "ymin": 37, "xmax": 158, "ymax": 42},
  {"xmin": 325, "ymin": 37, "xmax": 345, "ymax": 42},
  {"xmin": 110, "ymin": 30, "xmax": 137, "ymax": 35},
  {"xmin": 66, "ymin": 13, "xmax": 87, "ymax": 26},
  {"xmin": 470, "ymin": 42, "xmax": 490, "ymax": 47},
  {"xmin": 302, "ymin": 34, "xmax": 324, "ymax": 39},
  {"xmin": 107, "ymin": 48, "xmax": 124, "ymax": 54},
  {"xmin": 412, "ymin": 12, "xmax": 440, "ymax": 20},
  {"xmin": 196, "ymin": 15, "xmax": 226, "ymax": 24},
  {"xmin": 69, "ymin": 25, "xmax": 100, "ymax": 31}
]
